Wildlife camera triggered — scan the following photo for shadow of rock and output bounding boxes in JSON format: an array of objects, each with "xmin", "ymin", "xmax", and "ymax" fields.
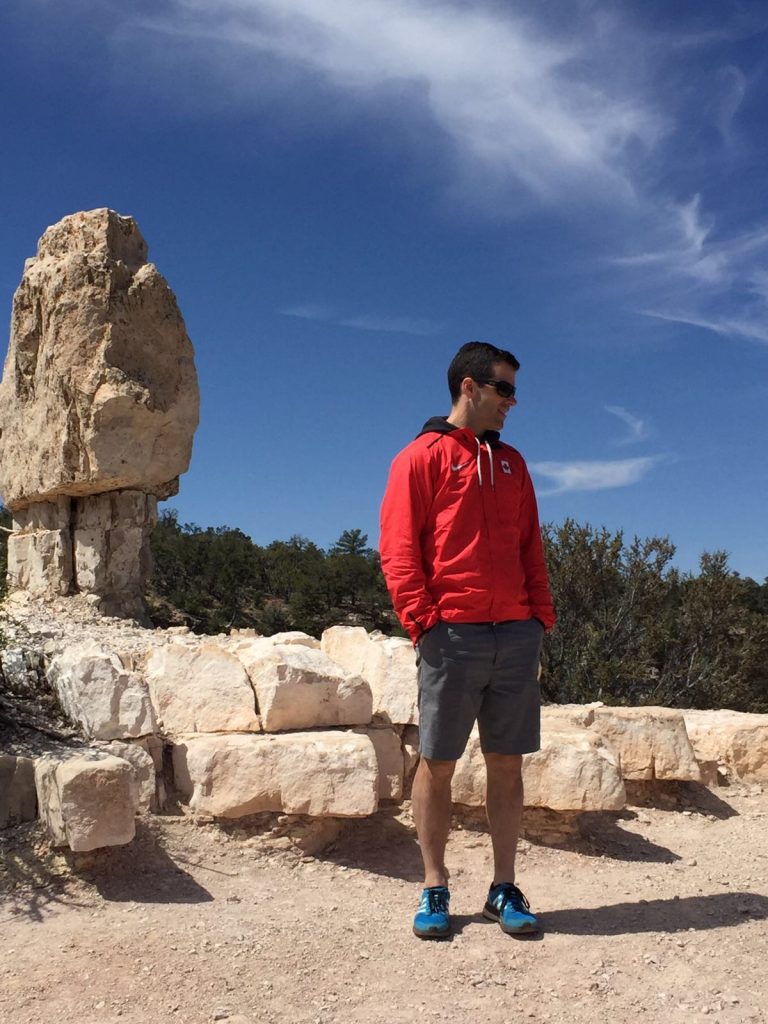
[
  {"xmin": 543, "ymin": 891, "xmax": 768, "ymax": 935},
  {"xmin": 0, "ymin": 819, "xmax": 212, "ymax": 918},
  {"xmin": 65, "ymin": 820, "xmax": 213, "ymax": 905},
  {"xmin": 575, "ymin": 813, "xmax": 682, "ymax": 863},
  {"xmin": 625, "ymin": 780, "xmax": 738, "ymax": 820},
  {"xmin": 316, "ymin": 808, "xmax": 425, "ymax": 883}
]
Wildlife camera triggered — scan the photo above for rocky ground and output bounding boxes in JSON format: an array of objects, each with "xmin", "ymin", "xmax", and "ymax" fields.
[{"xmin": 2, "ymin": 782, "xmax": 767, "ymax": 1024}]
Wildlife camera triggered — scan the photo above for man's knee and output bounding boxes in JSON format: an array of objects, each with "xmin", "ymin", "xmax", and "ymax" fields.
[
  {"xmin": 483, "ymin": 752, "xmax": 523, "ymax": 779},
  {"xmin": 417, "ymin": 757, "xmax": 458, "ymax": 782}
]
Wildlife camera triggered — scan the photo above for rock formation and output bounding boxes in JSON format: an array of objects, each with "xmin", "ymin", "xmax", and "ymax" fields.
[{"xmin": 0, "ymin": 209, "xmax": 199, "ymax": 617}]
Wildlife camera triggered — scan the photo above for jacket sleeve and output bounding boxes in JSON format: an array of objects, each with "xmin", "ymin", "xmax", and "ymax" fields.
[
  {"xmin": 379, "ymin": 445, "xmax": 440, "ymax": 645},
  {"xmin": 518, "ymin": 461, "xmax": 556, "ymax": 630}
]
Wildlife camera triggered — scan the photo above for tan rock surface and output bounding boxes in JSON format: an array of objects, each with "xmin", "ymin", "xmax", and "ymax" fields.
[
  {"xmin": 0, "ymin": 754, "xmax": 37, "ymax": 828},
  {"xmin": 682, "ymin": 708, "xmax": 768, "ymax": 781},
  {"xmin": 451, "ymin": 725, "xmax": 626, "ymax": 811},
  {"xmin": 144, "ymin": 643, "xmax": 260, "ymax": 735},
  {"xmin": 232, "ymin": 641, "xmax": 372, "ymax": 731},
  {"xmin": 172, "ymin": 731, "xmax": 379, "ymax": 817},
  {"xmin": 354, "ymin": 726, "xmax": 404, "ymax": 801},
  {"xmin": 321, "ymin": 625, "xmax": 418, "ymax": 725},
  {"xmin": 96, "ymin": 740, "xmax": 157, "ymax": 813},
  {"xmin": 0, "ymin": 209, "xmax": 199, "ymax": 507},
  {"xmin": 590, "ymin": 706, "xmax": 701, "ymax": 782},
  {"xmin": 34, "ymin": 753, "xmax": 138, "ymax": 851},
  {"xmin": 46, "ymin": 640, "xmax": 156, "ymax": 740}
]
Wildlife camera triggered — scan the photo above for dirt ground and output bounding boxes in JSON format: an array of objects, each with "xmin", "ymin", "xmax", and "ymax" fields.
[{"xmin": 1, "ymin": 782, "xmax": 767, "ymax": 1024}]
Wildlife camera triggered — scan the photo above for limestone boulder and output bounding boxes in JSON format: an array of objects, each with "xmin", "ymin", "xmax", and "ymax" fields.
[
  {"xmin": 353, "ymin": 726, "xmax": 404, "ymax": 801},
  {"xmin": 232, "ymin": 641, "xmax": 371, "ymax": 731},
  {"xmin": 0, "ymin": 754, "xmax": 37, "ymax": 828},
  {"xmin": 0, "ymin": 208, "xmax": 199, "ymax": 507},
  {"xmin": 144, "ymin": 643, "xmax": 260, "ymax": 735},
  {"xmin": 47, "ymin": 640, "xmax": 156, "ymax": 740},
  {"xmin": 172, "ymin": 731, "xmax": 378, "ymax": 818},
  {"xmin": 321, "ymin": 626, "xmax": 418, "ymax": 725},
  {"xmin": 35, "ymin": 753, "xmax": 138, "ymax": 851},
  {"xmin": 451, "ymin": 725, "xmax": 626, "ymax": 811},
  {"xmin": 590, "ymin": 706, "xmax": 701, "ymax": 781},
  {"xmin": 96, "ymin": 739, "xmax": 159, "ymax": 812},
  {"xmin": 541, "ymin": 703, "xmax": 600, "ymax": 729},
  {"xmin": 682, "ymin": 709, "xmax": 768, "ymax": 781},
  {"xmin": 524, "ymin": 728, "xmax": 626, "ymax": 811}
]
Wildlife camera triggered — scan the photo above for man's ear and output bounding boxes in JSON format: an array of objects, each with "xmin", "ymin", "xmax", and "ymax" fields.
[{"xmin": 461, "ymin": 376, "xmax": 475, "ymax": 398}]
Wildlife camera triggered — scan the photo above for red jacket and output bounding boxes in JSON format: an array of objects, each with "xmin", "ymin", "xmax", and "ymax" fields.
[{"xmin": 379, "ymin": 418, "xmax": 555, "ymax": 644}]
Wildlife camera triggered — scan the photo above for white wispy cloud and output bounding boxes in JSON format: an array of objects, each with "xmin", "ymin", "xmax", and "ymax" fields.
[
  {"xmin": 641, "ymin": 309, "xmax": 768, "ymax": 345},
  {"xmin": 531, "ymin": 456, "xmax": 661, "ymax": 496},
  {"xmin": 280, "ymin": 303, "xmax": 440, "ymax": 336},
  {"xmin": 604, "ymin": 404, "xmax": 648, "ymax": 444},
  {"xmin": 123, "ymin": 0, "xmax": 663, "ymax": 206},
  {"xmin": 614, "ymin": 191, "xmax": 768, "ymax": 346}
]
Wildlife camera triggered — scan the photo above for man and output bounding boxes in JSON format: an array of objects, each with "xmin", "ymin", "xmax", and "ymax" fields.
[{"xmin": 379, "ymin": 341, "xmax": 555, "ymax": 939}]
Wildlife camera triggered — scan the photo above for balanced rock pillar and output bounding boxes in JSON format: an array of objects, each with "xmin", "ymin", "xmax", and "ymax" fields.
[{"xmin": 0, "ymin": 209, "xmax": 199, "ymax": 617}]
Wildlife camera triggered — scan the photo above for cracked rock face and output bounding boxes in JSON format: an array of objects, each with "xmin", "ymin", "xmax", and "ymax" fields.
[{"xmin": 0, "ymin": 208, "xmax": 199, "ymax": 507}]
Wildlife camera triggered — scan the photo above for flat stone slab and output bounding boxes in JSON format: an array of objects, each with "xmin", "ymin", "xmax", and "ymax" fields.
[
  {"xmin": 683, "ymin": 709, "xmax": 768, "ymax": 781},
  {"xmin": 145, "ymin": 643, "xmax": 260, "ymax": 734},
  {"xmin": 590, "ymin": 706, "xmax": 701, "ymax": 782},
  {"xmin": 172, "ymin": 731, "xmax": 379, "ymax": 818},
  {"xmin": 231, "ymin": 641, "xmax": 372, "ymax": 731}
]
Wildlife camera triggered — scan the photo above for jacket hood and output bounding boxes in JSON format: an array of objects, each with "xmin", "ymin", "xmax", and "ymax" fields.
[{"xmin": 416, "ymin": 416, "xmax": 501, "ymax": 446}]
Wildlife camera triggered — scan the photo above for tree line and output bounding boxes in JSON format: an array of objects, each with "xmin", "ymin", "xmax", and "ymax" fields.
[{"xmin": 0, "ymin": 505, "xmax": 766, "ymax": 712}]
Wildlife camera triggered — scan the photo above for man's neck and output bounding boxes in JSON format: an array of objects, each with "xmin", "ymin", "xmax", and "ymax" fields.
[{"xmin": 447, "ymin": 407, "xmax": 484, "ymax": 437}]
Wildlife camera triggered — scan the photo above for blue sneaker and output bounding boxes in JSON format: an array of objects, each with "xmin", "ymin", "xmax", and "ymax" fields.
[
  {"xmin": 413, "ymin": 886, "xmax": 451, "ymax": 939},
  {"xmin": 483, "ymin": 882, "xmax": 539, "ymax": 934}
]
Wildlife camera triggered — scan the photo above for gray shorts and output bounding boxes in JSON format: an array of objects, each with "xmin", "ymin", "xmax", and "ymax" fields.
[{"xmin": 416, "ymin": 619, "xmax": 543, "ymax": 761}]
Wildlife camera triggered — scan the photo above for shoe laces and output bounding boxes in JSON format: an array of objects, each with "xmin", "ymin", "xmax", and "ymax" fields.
[
  {"xmin": 425, "ymin": 887, "xmax": 449, "ymax": 914},
  {"xmin": 492, "ymin": 882, "xmax": 529, "ymax": 913}
]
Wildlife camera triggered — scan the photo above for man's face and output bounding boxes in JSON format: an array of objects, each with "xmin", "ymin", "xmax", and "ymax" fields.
[{"xmin": 471, "ymin": 361, "xmax": 517, "ymax": 433}]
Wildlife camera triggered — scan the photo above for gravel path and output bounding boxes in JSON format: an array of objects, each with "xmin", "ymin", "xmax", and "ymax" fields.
[{"xmin": 2, "ymin": 784, "xmax": 767, "ymax": 1024}]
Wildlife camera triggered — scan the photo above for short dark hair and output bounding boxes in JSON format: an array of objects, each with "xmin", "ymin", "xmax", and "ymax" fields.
[{"xmin": 447, "ymin": 341, "xmax": 520, "ymax": 402}]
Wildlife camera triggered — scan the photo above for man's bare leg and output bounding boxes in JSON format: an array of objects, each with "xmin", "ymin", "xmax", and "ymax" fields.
[
  {"xmin": 411, "ymin": 757, "xmax": 456, "ymax": 887},
  {"xmin": 484, "ymin": 753, "xmax": 524, "ymax": 884}
]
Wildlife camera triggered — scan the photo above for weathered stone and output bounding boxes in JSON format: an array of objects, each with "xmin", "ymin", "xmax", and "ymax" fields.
[
  {"xmin": 524, "ymin": 727, "xmax": 626, "ymax": 810},
  {"xmin": 0, "ymin": 646, "xmax": 46, "ymax": 695},
  {"xmin": 541, "ymin": 703, "xmax": 600, "ymax": 729},
  {"xmin": 0, "ymin": 754, "xmax": 37, "ymax": 828},
  {"xmin": 590, "ymin": 706, "xmax": 701, "ymax": 781},
  {"xmin": 265, "ymin": 631, "xmax": 320, "ymax": 649},
  {"xmin": 321, "ymin": 626, "xmax": 418, "ymax": 725},
  {"xmin": 47, "ymin": 640, "xmax": 156, "ymax": 740},
  {"xmin": 682, "ymin": 709, "xmax": 768, "ymax": 781},
  {"xmin": 451, "ymin": 725, "xmax": 626, "ymax": 811},
  {"xmin": 34, "ymin": 753, "xmax": 138, "ymax": 851},
  {"xmin": 354, "ymin": 726, "xmax": 404, "ymax": 801},
  {"xmin": 97, "ymin": 740, "xmax": 157, "ymax": 812},
  {"xmin": 401, "ymin": 724, "xmax": 421, "ymax": 797},
  {"xmin": 145, "ymin": 643, "xmax": 260, "ymax": 734},
  {"xmin": 172, "ymin": 731, "xmax": 378, "ymax": 818},
  {"xmin": 232, "ymin": 642, "xmax": 372, "ymax": 732},
  {"xmin": 6, "ymin": 504, "xmax": 73, "ymax": 597},
  {"xmin": 0, "ymin": 209, "xmax": 199, "ymax": 507}
]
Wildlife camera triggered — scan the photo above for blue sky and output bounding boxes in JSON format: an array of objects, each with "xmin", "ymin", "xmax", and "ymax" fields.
[{"xmin": 1, "ymin": 0, "xmax": 767, "ymax": 581}]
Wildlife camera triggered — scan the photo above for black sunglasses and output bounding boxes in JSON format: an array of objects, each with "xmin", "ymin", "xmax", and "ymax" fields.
[{"xmin": 476, "ymin": 378, "xmax": 517, "ymax": 399}]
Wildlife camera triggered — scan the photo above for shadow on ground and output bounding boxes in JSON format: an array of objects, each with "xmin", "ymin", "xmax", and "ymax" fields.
[
  {"xmin": 542, "ymin": 891, "xmax": 768, "ymax": 935},
  {"xmin": 624, "ymin": 780, "xmax": 738, "ymax": 820},
  {"xmin": 0, "ymin": 819, "xmax": 212, "ymax": 920}
]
